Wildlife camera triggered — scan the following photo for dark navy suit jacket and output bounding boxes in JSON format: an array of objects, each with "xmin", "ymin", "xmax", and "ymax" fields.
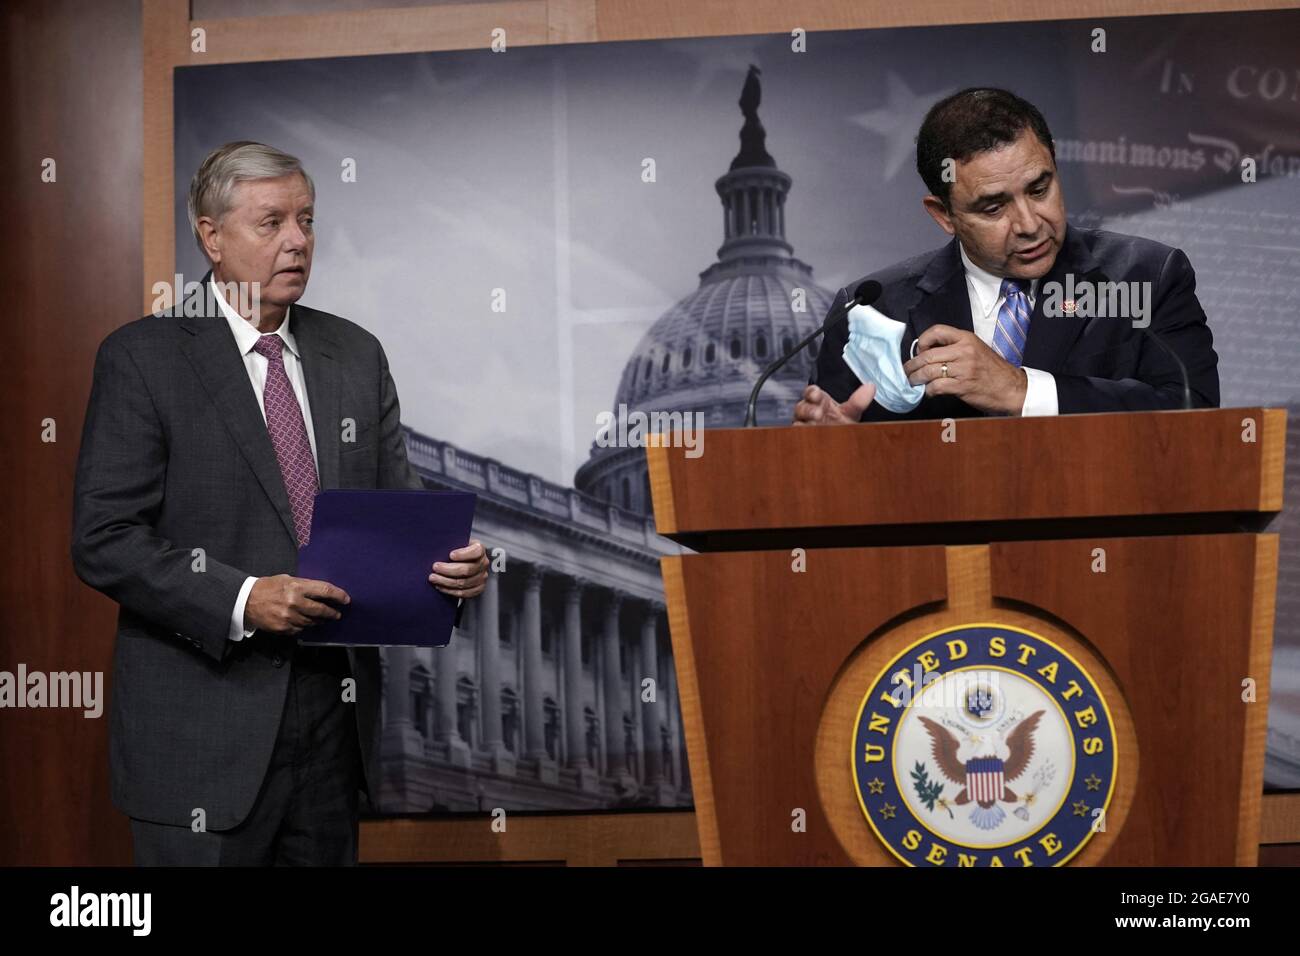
[{"xmin": 812, "ymin": 225, "xmax": 1220, "ymax": 420}]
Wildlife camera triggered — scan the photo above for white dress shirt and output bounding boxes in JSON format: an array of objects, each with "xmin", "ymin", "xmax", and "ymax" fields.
[
  {"xmin": 958, "ymin": 243, "xmax": 1059, "ymax": 417},
  {"xmin": 210, "ymin": 277, "xmax": 320, "ymax": 642}
]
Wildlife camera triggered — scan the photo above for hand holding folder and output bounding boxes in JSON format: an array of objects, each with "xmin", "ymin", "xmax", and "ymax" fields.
[{"xmin": 295, "ymin": 489, "xmax": 478, "ymax": 647}]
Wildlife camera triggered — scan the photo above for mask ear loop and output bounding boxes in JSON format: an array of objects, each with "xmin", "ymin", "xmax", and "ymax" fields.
[{"xmin": 909, "ymin": 338, "xmax": 921, "ymax": 360}]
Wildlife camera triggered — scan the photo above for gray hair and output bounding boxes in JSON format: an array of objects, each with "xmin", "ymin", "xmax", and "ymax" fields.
[{"xmin": 186, "ymin": 141, "xmax": 316, "ymax": 256}]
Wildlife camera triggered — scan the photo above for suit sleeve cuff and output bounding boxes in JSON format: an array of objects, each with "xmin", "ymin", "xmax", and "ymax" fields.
[
  {"xmin": 229, "ymin": 576, "xmax": 258, "ymax": 642},
  {"xmin": 1020, "ymin": 367, "xmax": 1059, "ymax": 417}
]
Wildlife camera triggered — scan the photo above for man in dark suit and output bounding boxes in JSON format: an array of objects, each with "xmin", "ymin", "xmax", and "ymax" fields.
[
  {"xmin": 71, "ymin": 141, "xmax": 488, "ymax": 865},
  {"xmin": 794, "ymin": 88, "xmax": 1218, "ymax": 424}
]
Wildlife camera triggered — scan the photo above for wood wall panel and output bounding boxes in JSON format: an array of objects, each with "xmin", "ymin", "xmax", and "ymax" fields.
[{"xmin": 0, "ymin": 0, "xmax": 143, "ymax": 866}]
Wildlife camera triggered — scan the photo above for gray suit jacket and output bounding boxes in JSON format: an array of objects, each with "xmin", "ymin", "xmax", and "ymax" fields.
[{"xmin": 71, "ymin": 274, "xmax": 424, "ymax": 828}]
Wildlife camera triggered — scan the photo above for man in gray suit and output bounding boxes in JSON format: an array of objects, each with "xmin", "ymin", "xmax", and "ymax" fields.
[{"xmin": 71, "ymin": 141, "xmax": 488, "ymax": 865}]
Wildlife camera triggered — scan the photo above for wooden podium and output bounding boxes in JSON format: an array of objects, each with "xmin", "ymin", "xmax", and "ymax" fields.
[{"xmin": 647, "ymin": 408, "xmax": 1285, "ymax": 866}]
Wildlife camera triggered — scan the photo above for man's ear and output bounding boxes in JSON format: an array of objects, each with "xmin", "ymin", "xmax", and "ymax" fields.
[
  {"xmin": 196, "ymin": 217, "xmax": 222, "ymax": 265},
  {"xmin": 921, "ymin": 195, "xmax": 956, "ymax": 236}
]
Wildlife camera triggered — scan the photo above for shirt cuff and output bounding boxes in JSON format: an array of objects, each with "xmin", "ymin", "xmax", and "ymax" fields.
[
  {"xmin": 228, "ymin": 576, "xmax": 258, "ymax": 642},
  {"xmin": 1020, "ymin": 367, "xmax": 1059, "ymax": 417}
]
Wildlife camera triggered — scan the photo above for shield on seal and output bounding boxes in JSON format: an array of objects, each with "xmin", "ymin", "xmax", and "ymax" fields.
[{"xmin": 966, "ymin": 756, "xmax": 1005, "ymax": 806}]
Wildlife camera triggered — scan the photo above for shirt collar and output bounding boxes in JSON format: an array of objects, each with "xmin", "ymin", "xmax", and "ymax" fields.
[
  {"xmin": 958, "ymin": 242, "xmax": 1037, "ymax": 317},
  {"xmin": 209, "ymin": 276, "xmax": 298, "ymax": 358}
]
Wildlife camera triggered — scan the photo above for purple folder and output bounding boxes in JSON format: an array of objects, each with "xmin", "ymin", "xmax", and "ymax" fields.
[{"xmin": 295, "ymin": 489, "xmax": 477, "ymax": 648}]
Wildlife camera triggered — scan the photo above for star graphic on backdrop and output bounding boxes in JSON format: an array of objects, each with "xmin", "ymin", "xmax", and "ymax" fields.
[
  {"xmin": 879, "ymin": 802, "xmax": 897, "ymax": 820},
  {"xmin": 1085, "ymin": 774, "xmax": 1103, "ymax": 791},
  {"xmin": 1073, "ymin": 800, "xmax": 1091, "ymax": 817},
  {"xmin": 847, "ymin": 72, "xmax": 959, "ymax": 181},
  {"xmin": 868, "ymin": 777, "xmax": 886, "ymax": 795},
  {"xmin": 357, "ymin": 53, "xmax": 488, "ymax": 108},
  {"xmin": 411, "ymin": 54, "xmax": 487, "ymax": 99},
  {"xmin": 662, "ymin": 38, "xmax": 769, "ymax": 99}
]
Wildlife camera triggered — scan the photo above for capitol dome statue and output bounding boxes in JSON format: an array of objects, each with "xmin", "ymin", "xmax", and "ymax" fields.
[{"xmin": 575, "ymin": 65, "xmax": 839, "ymax": 515}]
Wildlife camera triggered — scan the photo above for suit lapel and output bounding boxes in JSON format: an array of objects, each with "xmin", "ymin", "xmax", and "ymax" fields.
[
  {"xmin": 294, "ymin": 311, "xmax": 346, "ymax": 688},
  {"xmin": 905, "ymin": 238, "xmax": 973, "ymax": 351},
  {"xmin": 176, "ymin": 273, "xmax": 298, "ymax": 546},
  {"xmin": 1020, "ymin": 225, "xmax": 1098, "ymax": 372},
  {"xmin": 291, "ymin": 305, "xmax": 341, "ymax": 493}
]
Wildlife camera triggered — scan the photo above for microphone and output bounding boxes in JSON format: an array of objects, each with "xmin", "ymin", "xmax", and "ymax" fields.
[
  {"xmin": 744, "ymin": 279, "xmax": 883, "ymax": 427},
  {"xmin": 1081, "ymin": 269, "xmax": 1192, "ymax": 410}
]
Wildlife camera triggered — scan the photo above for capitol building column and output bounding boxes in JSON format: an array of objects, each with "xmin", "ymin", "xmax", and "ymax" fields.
[
  {"xmin": 435, "ymin": 606, "xmax": 470, "ymax": 768},
  {"xmin": 564, "ymin": 577, "xmax": 599, "ymax": 791},
  {"xmin": 638, "ymin": 601, "xmax": 663, "ymax": 786},
  {"xmin": 522, "ymin": 564, "xmax": 556, "ymax": 780},
  {"xmin": 479, "ymin": 569, "xmax": 510, "ymax": 773},
  {"xmin": 601, "ymin": 591, "xmax": 632, "ymax": 784},
  {"xmin": 379, "ymin": 644, "xmax": 422, "ymax": 808},
  {"xmin": 380, "ymin": 646, "xmax": 419, "ymax": 749},
  {"xmin": 639, "ymin": 600, "xmax": 675, "ymax": 802}
]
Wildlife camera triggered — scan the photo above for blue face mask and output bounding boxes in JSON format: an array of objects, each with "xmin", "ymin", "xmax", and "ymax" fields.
[{"xmin": 842, "ymin": 304, "xmax": 925, "ymax": 413}]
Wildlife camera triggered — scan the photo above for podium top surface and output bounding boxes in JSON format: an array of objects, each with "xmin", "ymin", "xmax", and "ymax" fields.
[{"xmin": 646, "ymin": 407, "xmax": 1285, "ymax": 545}]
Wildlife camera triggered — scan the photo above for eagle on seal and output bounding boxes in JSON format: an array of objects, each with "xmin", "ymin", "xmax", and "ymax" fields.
[{"xmin": 918, "ymin": 710, "xmax": 1044, "ymax": 830}]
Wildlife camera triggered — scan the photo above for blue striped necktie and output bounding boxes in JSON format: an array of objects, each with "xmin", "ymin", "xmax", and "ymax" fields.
[{"xmin": 993, "ymin": 278, "xmax": 1031, "ymax": 367}]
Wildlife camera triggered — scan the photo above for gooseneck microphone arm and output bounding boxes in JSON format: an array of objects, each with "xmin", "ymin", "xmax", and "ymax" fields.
[
  {"xmin": 1144, "ymin": 328, "xmax": 1193, "ymax": 410},
  {"xmin": 743, "ymin": 280, "xmax": 883, "ymax": 427}
]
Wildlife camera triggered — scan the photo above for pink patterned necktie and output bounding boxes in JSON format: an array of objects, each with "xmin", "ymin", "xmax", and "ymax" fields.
[{"xmin": 252, "ymin": 333, "xmax": 318, "ymax": 546}]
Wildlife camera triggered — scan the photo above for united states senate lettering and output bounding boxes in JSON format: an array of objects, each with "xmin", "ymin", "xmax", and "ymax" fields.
[{"xmin": 851, "ymin": 623, "xmax": 1118, "ymax": 866}]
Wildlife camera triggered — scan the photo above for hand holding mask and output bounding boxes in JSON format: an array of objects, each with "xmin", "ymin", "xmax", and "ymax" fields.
[{"xmin": 841, "ymin": 304, "xmax": 925, "ymax": 413}]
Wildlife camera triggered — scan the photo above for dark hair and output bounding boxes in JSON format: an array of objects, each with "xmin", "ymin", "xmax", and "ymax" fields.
[{"xmin": 915, "ymin": 88, "xmax": 1055, "ymax": 207}]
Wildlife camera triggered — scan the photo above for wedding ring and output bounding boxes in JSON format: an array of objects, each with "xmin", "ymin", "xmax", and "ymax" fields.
[{"xmin": 940, "ymin": 363, "xmax": 950, "ymax": 378}]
